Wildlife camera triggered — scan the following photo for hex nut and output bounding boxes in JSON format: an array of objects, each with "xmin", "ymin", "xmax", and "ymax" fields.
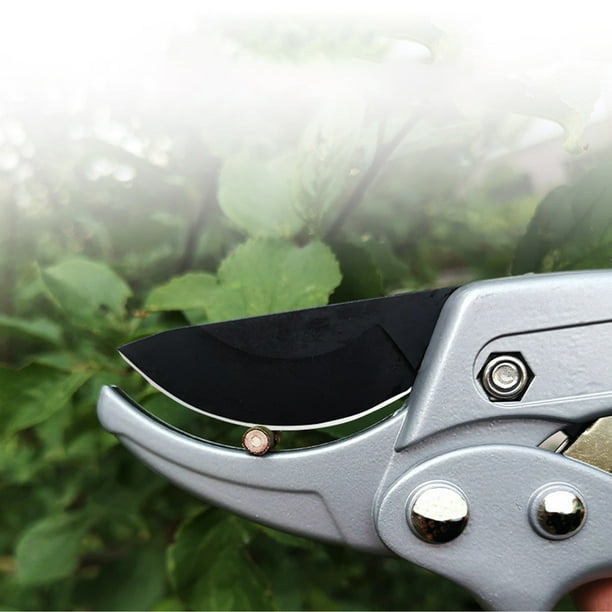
[{"xmin": 479, "ymin": 352, "xmax": 533, "ymax": 401}]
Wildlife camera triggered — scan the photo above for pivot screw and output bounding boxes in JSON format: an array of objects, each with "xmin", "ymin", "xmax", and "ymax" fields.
[
  {"xmin": 530, "ymin": 485, "xmax": 586, "ymax": 539},
  {"xmin": 480, "ymin": 353, "xmax": 532, "ymax": 401},
  {"xmin": 409, "ymin": 484, "xmax": 469, "ymax": 544},
  {"xmin": 242, "ymin": 426, "xmax": 279, "ymax": 456}
]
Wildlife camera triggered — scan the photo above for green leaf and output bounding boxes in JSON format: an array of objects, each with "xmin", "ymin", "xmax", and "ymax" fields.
[
  {"xmin": 28, "ymin": 351, "xmax": 82, "ymax": 371},
  {"xmin": 145, "ymin": 272, "xmax": 217, "ymax": 313},
  {"xmin": 204, "ymin": 239, "xmax": 342, "ymax": 320},
  {"xmin": 330, "ymin": 242, "xmax": 384, "ymax": 302},
  {"xmin": 380, "ymin": 15, "xmax": 459, "ymax": 61},
  {"xmin": 87, "ymin": 465, "xmax": 167, "ymax": 522},
  {"xmin": 218, "ymin": 153, "xmax": 305, "ymax": 238},
  {"xmin": 255, "ymin": 525, "xmax": 315, "ymax": 551},
  {"xmin": 512, "ymin": 185, "xmax": 573, "ymax": 273},
  {"xmin": 151, "ymin": 597, "xmax": 185, "ymax": 611},
  {"xmin": 41, "ymin": 257, "xmax": 132, "ymax": 328},
  {"xmin": 498, "ymin": 67, "xmax": 600, "ymax": 154},
  {"xmin": 0, "ymin": 435, "xmax": 38, "ymax": 484},
  {"xmin": 0, "ymin": 314, "xmax": 62, "ymax": 345},
  {"xmin": 0, "ymin": 365, "xmax": 92, "ymax": 438},
  {"xmin": 363, "ymin": 240, "xmax": 411, "ymax": 288},
  {"xmin": 168, "ymin": 510, "xmax": 274, "ymax": 611},
  {"xmin": 513, "ymin": 165, "xmax": 612, "ymax": 273},
  {"xmin": 15, "ymin": 513, "xmax": 89, "ymax": 585},
  {"xmin": 75, "ymin": 539, "xmax": 166, "ymax": 611}
]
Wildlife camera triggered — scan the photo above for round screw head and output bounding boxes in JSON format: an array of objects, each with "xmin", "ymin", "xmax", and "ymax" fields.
[
  {"xmin": 491, "ymin": 361, "xmax": 521, "ymax": 390},
  {"xmin": 242, "ymin": 426, "xmax": 278, "ymax": 456},
  {"xmin": 409, "ymin": 484, "xmax": 469, "ymax": 544},
  {"xmin": 530, "ymin": 485, "xmax": 586, "ymax": 539},
  {"xmin": 481, "ymin": 354, "xmax": 529, "ymax": 400}
]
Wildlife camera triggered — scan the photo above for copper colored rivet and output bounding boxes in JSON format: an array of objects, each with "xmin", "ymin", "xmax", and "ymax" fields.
[{"xmin": 242, "ymin": 426, "xmax": 278, "ymax": 456}]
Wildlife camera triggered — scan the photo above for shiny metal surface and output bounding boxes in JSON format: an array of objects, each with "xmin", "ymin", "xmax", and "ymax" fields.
[
  {"xmin": 538, "ymin": 430, "xmax": 571, "ymax": 453},
  {"xmin": 481, "ymin": 354, "xmax": 529, "ymax": 400},
  {"xmin": 530, "ymin": 485, "xmax": 586, "ymax": 539},
  {"xmin": 409, "ymin": 484, "xmax": 469, "ymax": 543},
  {"xmin": 564, "ymin": 416, "xmax": 612, "ymax": 473}
]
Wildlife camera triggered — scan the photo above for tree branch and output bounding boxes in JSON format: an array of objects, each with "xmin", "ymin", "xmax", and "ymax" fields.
[
  {"xmin": 178, "ymin": 156, "xmax": 220, "ymax": 274},
  {"xmin": 324, "ymin": 118, "xmax": 417, "ymax": 242}
]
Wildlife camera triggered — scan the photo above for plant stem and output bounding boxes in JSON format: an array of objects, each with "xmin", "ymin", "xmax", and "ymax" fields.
[
  {"xmin": 324, "ymin": 118, "xmax": 417, "ymax": 242},
  {"xmin": 178, "ymin": 156, "xmax": 220, "ymax": 274}
]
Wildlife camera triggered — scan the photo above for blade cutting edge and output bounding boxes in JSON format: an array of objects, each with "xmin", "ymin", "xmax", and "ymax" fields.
[
  {"xmin": 122, "ymin": 345, "xmax": 411, "ymax": 430},
  {"xmin": 118, "ymin": 286, "xmax": 455, "ymax": 429}
]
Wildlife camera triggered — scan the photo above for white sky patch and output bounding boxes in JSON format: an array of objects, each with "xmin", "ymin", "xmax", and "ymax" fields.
[
  {"xmin": 1, "ymin": 1, "xmax": 611, "ymax": 155},
  {"xmin": 1, "ymin": 1, "xmax": 611, "ymax": 79}
]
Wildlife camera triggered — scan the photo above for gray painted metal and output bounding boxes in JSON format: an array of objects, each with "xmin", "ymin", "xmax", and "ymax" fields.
[
  {"xmin": 397, "ymin": 270, "xmax": 612, "ymax": 449},
  {"xmin": 97, "ymin": 385, "xmax": 400, "ymax": 554},
  {"xmin": 376, "ymin": 444, "xmax": 612, "ymax": 610},
  {"xmin": 97, "ymin": 270, "xmax": 612, "ymax": 610}
]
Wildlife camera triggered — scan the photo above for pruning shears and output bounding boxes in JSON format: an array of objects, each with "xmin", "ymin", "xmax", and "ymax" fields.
[{"xmin": 97, "ymin": 270, "xmax": 612, "ymax": 610}]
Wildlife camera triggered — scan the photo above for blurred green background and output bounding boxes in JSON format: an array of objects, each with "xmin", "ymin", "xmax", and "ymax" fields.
[{"xmin": 1, "ymin": 9, "xmax": 612, "ymax": 611}]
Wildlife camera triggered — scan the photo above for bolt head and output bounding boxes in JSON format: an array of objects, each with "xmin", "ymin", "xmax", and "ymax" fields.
[
  {"xmin": 491, "ymin": 361, "xmax": 522, "ymax": 391},
  {"xmin": 479, "ymin": 353, "xmax": 533, "ymax": 401},
  {"xmin": 409, "ymin": 484, "xmax": 469, "ymax": 544},
  {"xmin": 530, "ymin": 485, "xmax": 586, "ymax": 539}
]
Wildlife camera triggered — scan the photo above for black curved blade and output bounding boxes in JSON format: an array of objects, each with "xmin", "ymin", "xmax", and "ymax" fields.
[{"xmin": 119, "ymin": 287, "xmax": 455, "ymax": 429}]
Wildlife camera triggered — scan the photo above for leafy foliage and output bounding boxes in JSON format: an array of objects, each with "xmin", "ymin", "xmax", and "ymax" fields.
[
  {"xmin": 513, "ymin": 166, "xmax": 612, "ymax": 273},
  {"xmin": 219, "ymin": 154, "xmax": 305, "ymax": 238},
  {"xmin": 168, "ymin": 510, "xmax": 275, "ymax": 611},
  {"xmin": 206, "ymin": 239, "xmax": 341, "ymax": 320},
  {"xmin": 0, "ymin": 13, "xmax": 610, "ymax": 612},
  {"xmin": 145, "ymin": 273, "xmax": 217, "ymax": 316},
  {"xmin": 16, "ymin": 513, "xmax": 92, "ymax": 586}
]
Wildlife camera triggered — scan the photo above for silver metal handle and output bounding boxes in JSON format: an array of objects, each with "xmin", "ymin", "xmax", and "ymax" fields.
[
  {"xmin": 97, "ymin": 385, "xmax": 399, "ymax": 554},
  {"xmin": 98, "ymin": 270, "xmax": 612, "ymax": 610},
  {"xmin": 376, "ymin": 443, "xmax": 612, "ymax": 610}
]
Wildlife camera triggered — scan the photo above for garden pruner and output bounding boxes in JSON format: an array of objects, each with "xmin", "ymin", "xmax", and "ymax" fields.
[{"xmin": 98, "ymin": 270, "xmax": 612, "ymax": 610}]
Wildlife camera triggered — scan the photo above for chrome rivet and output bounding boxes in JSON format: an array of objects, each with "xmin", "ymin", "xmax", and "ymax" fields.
[
  {"xmin": 481, "ymin": 354, "xmax": 529, "ymax": 400},
  {"xmin": 409, "ymin": 484, "xmax": 469, "ymax": 544},
  {"xmin": 530, "ymin": 485, "xmax": 586, "ymax": 539}
]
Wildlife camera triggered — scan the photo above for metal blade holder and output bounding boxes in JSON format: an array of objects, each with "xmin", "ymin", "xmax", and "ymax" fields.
[{"xmin": 98, "ymin": 270, "xmax": 612, "ymax": 611}]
